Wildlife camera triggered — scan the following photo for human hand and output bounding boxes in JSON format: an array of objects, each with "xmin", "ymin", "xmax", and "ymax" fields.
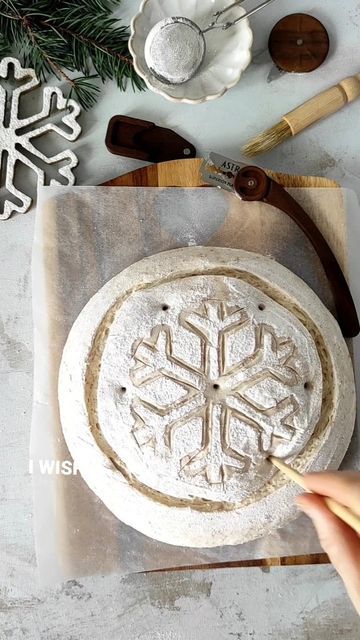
[{"xmin": 297, "ymin": 471, "xmax": 360, "ymax": 615}]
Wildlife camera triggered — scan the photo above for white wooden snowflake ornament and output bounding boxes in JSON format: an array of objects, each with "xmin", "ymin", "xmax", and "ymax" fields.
[{"xmin": 0, "ymin": 57, "xmax": 81, "ymax": 220}]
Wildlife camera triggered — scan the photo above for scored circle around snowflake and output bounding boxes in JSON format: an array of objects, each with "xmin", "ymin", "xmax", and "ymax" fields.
[
  {"xmin": 58, "ymin": 247, "xmax": 356, "ymax": 547},
  {"xmin": 0, "ymin": 57, "xmax": 81, "ymax": 220}
]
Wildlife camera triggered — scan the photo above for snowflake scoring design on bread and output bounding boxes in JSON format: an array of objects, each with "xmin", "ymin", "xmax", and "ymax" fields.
[{"xmin": 130, "ymin": 300, "xmax": 303, "ymax": 486}]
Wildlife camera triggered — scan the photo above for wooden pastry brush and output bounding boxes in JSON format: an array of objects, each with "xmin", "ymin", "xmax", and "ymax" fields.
[
  {"xmin": 269, "ymin": 456, "xmax": 360, "ymax": 534},
  {"xmin": 243, "ymin": 73, "xmax": 360, "ymax": 156}
]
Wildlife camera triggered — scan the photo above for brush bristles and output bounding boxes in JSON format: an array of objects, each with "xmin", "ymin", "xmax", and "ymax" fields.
[{"xmin": 242, "ymin": 119, "xmax": 292, "ymax": 157}]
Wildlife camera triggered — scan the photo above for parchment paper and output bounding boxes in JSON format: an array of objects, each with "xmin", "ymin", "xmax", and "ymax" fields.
[{"xmin": 31, "ymin": 185, "xmax": 360, "ymax": 584}]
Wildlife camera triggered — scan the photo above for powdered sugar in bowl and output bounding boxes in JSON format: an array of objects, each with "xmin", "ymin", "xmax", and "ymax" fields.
[{"xmin": 129, "ymin": 0, "xmax": 253, "ymax": 104}]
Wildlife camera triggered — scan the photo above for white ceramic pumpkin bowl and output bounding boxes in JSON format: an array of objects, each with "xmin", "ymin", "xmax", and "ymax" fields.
[{"xmin": 129, "ymin": 0, "xmax": 253, "ymax": 104}]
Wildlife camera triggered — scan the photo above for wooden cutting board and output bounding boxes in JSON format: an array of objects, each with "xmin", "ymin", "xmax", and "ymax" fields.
[
  {"xmin": 104, "ymin": 159, "xmax": 338, "ymax": 570},
  {"xmin": 103, "ymin": 158, "xmax": 338, "ymax": 190}
]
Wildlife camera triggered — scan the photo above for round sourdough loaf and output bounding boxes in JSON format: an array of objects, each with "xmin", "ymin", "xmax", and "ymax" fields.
[{"xmin": 58, "ymin": 247, "xmax": 356, "ymax": 547}]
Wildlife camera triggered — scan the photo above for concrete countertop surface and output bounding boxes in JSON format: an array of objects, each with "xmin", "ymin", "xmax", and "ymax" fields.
[{"xmin": 1, "ymin": 0, "xmax": 360, "ymax": 638}]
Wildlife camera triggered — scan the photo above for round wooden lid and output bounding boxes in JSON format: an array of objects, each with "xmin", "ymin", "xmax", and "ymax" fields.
[{"xmin": 268, "ymin": 13, "xmax": 330, "ymax": 73}]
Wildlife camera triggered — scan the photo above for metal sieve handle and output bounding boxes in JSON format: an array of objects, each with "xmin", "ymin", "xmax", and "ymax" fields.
[{"xmin": 203, "ymin": 0, "xmax": 278, "ymax": 33}]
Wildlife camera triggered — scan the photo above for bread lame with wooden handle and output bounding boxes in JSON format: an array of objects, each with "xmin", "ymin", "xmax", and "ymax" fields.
[
  {"xmin": 234, "ymin": 165, "xmax": 360, "ymax": 338},
  {"xmin": 243, "ymin": 74, "xmax": 360, "ymax": 156}
]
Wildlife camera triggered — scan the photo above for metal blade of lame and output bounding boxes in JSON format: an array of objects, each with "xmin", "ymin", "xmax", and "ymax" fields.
[
  {"xmin": 201, "ymin": 152, "xmax": 246, "ymax": 192},
  {"xmin": 267, "ymin": 64, "xmax": 286, "ymax": 83}
]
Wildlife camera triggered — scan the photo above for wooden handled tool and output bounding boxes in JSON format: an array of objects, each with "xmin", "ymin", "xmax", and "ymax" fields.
[
  {"xmin": 243, "ymin": 73, "xmax": 360, "ymax": 156},
  {"xmin": 233, "ymin": 166, "xmax": 359, "ymax": 338},
  {"xmin": 269, "ymin": 456, "xmax": 360, "ymax": 534}
]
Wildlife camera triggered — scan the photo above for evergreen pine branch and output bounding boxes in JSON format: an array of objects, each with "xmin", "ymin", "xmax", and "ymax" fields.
[
  {"xmin": 68, "ymin": 76, "xmax": 101, "ymax": 110},
  {"xmin": 0, "ymin": 0, "xmax": 145, "ymax": 109},
  {"xmin": 0, "ymin": 34, "xmax": 11, "ymax": 60}
]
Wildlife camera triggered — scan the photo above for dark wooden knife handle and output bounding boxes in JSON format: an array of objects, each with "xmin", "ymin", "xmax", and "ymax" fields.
[{"xmin": 234, "ymin": 166, "xmax": 359, "ymax": 338}]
